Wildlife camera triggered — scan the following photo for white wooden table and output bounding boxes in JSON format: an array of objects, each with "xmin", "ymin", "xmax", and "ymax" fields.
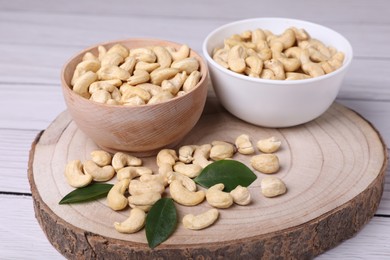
[{"xmin": 1, "ymin": 0, "xmax": 389, "ymax": 259}]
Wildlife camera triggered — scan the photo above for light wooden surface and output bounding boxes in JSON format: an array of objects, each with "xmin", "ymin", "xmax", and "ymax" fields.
[{"xmin": 1, "ymin": 0, "xmax": 390, "ymax": 259}]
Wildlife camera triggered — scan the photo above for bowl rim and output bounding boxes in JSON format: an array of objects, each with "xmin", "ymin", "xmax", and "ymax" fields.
[
  {"xmin": 202, "ymin": 17, "xmax": 353, "ymax": 86},
  {"xmin": 61, "ymin": 37, "xmax": 209, "ymax": 108}
]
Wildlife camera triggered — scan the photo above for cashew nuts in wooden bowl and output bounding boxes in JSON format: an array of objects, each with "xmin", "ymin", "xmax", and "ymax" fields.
[
  {"xmin": 203, "ymin": 18, "xmax": 353, "ymax": 127},
  {"xmin": 61, "ymin": 38, "xmax": 209, "ymax": 155}
]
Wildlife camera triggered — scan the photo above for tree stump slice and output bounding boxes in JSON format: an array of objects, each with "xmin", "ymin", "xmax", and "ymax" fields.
[{"xmin": 28, "ymin": 99, "xmax": 388, "ymax": 259}]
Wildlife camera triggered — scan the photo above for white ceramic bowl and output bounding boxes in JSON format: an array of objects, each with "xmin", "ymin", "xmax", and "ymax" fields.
[{"xmin": 203, "ymin": 18, "xmax": 353, "ymax": 127}]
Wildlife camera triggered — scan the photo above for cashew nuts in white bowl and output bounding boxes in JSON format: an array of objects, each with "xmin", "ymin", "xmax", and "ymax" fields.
[{"xmin": 203, "ymin": 18, "xmax": 353, "ymax": 127}]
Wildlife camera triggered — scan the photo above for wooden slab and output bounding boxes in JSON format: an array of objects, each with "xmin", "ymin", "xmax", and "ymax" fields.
[{"xmin": 28, "ymin": 98, "xmax": 387, "ymax": 259}]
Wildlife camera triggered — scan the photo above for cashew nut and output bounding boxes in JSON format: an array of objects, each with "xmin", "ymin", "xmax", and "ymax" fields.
[
  {"xmin": 72, "ymin": 71, "xmax": 97, "ymax": 98},
  {"xmin": 206, "ymin": 183, "xmax": 233, "ymax": 209},
  {"xmin": 97, "ymin": 65, "xmax": 130, "ymax": 81},
  {"xmin": 285, "ymin": 72, "xmax": 311, "ymax": 80},
  {"xmin": 178, "ymin": 145, "xmax": 197, "ymax": 163},
  {"xmin": 167, "ymin": 172, "xmax": 197, "ymax": 192},
  {"xmin": 117, "ymin": 166, "xmax": 153, "ymax": 181},
  {"xmin": 171, "ymin": 57, "xmax": 200, "ymax": 74},
  {"xmin": 128, "ymin": 192, "xmax": 161, "ymax": 212},
  {"xmin": 250, "ymin": 154, "xmax": 280, "ymax": 174},
  {"xmin": 82, "ymin": 52, "xmax": 99, "ymax": 62},
  {"xmin": 183, "ymin": 70, "xmax": 202, "ymax": 92},
  {"xmin": 123, "ymin": 95, "xmax": 145, "ymax": 106},
  {"xmin": 71, "ymin": 44, "xmax": 202, "ymax": 106},
  {"xmin": 264, "ymin": 59, "xmax": 285, "ymax": 80},
  {"xmin": 107, "ymin": 179, "xmax": 130, "ymax": 210},
  {"xmin": 147, "ymin": 90, "xmax": 174, "ymax": 104},
  {"xmin": 119, "ymin": 56, "xmax": 136, "ymax": 74},
  {"xmin": 169, "ymin": 180, "xmax": 205, "ymax": 206},
  {"xmin": 90, "ymin": 150, "xmax": 112, "ymax": 166},
  {"xmin": 300, "ymin": 49, "xmax": 325, "ymax": 78},
  {"xmin": 212, "ymin": 48, "xmax": 229, "ymax": 69},
  {"xmin": 252, "ymin": 29, "xmax": 267, "ymax": 44},
  {"xmin": 64, "ymin": 160, "xmax": 93, "ymax": 188},
  {"xmin": 89, "ymin": 79, "xmax": 121, "ymax": 94},
  {"xmin": 261, "ymin": 176, "xmax": 287, "ymax": 197},
  {"xmin": 127, "ymin": 69, "xmax": 150, "ymax": 85},
  {"xmin": 129, "ymin": 47, "xmax": 156, "ymax": 63},
  {"xmin": 193, "ymin": 144, "xmax": 213, "ymax": 168},
  {"xmin": 212, "ymin": 27, "xmax": 344, "ymax": 81},
  {"xmin": 235, "ymin": 134, "xmax": 254, "ymax": 155},
  {"xmin": 269, "ymin": 28, "xmax": 296, "ymax": 50},
  {"xmin": 173, "ymin": 162, "xmax": 202, "ymax": 178},
  {"xmin": 230, "ymin": 185, "xmax": 251, "ymax": 205},
  {"xmin": 156, "ymin": 149, "xmax": 178, "ymax": 176},
  {"xmin": 139, "ymin": 174, "xmax": 168, "ymax": 187},
  {"xmin": 210, "ymin": 141, "xmax": 235, "ymax": 161},
  {"xmin": 83, "ymin": 160, "xmax": 115, "ymax": 182},
  {"xmin": 245, "ymin": 55, "xmax": 263, "ymax": 77},
  {"xmin": 137, "ymin": 83, "xmax": 163, "ymax": 96},
  {"xmin": 135, "ymin": 61, "xmax": 160, "ymax": 73},
  {"xmin": 260, "ymin": 68, "xmax": 275, "ymax": 80},
  {"xmin": 166, "ymin": 44, "xmax": 190, "ymax": 61},
  {"xmin": 106, "ymin": 43, "xmax": 129, "ymax": 58},
  {"xmin": 114, "ymin": 208, "xmax": 146, "ymax": 234},
  {"xmin": 121, "ymin": 85, "xmax": 151, "ymax": 103},
  {"xmin": 101, "ymin": 52, "xmax": 124, "ymax": 67},
  {"xmin": 182, "ymin": 208, "xmax": 219, "ymax": 230},
  {"xmin": 161, "ymin": 71, "xmax": 187, "ymax": 95},
  {"xmin": 71, "ymin": 60, "xmax": 100, "ymax": 87},
  {"xmin": 129, "ymin": 180, "xmax": 165, "ymax": 196},
  {"xmin": 98, "ymin": 45, "xmax": 107, "ymax": 61},
  {"xmin": 290, "ymin": 27, "xmax": 310, "ymax": 41},
  {"xmin": 228, "ymin": 45, "xmax": 247, "ymax": 73},
  {"xmin": 150, "ymin": 67, "xmax": 179, "ymax": 86},
  {"xmin": 153, "ymin": 46, "xmax": 172, "ymax": 68},
  {"xmin": 112, "ymin": 152, "xmax": 142, "ymax": 172},
  {"xmin": 256, "ymin": 137, "xmax": 281, "ymax": 153}
]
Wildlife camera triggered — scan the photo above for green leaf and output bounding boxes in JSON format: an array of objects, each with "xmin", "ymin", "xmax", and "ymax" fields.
[
  {"xmin": 59, "ymin": 183, "xmax": 113, "ymax": 204},
  {"xmin": 145, "ymin": 198, "xmax": 177, "ymax": 249},
  {"xmin": 194, "ymin": 160, "xmax": 257, "ymax": 192}
]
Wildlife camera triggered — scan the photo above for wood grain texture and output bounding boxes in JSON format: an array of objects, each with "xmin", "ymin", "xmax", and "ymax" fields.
[{"xmin": 28, "ymin": 101, "xmax": 387, "ymax": 259}]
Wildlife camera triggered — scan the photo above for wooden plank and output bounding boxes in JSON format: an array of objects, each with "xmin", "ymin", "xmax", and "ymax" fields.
[
  {"xmin": 0, "ymin": 130, "xmax": 41, "ymax": 193},
  {"xmin": 2, "ymin": 0, "xmax": 390, "ymax": 25},
  {"xmin": 0, "ymin": 194, "xmax": 64, "ymax": 259},
  {"xmin": 317, "ymin": 216, "xmax": 390, "ymax": 259},
  {"xmin": 0, "ymin": 7, "xmax": 389, "ymax": 59}
]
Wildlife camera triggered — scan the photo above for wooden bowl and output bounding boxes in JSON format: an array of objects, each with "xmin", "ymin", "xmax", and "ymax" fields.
[{"xmin": 61, "ymin": 38, "xmax": 209, "ymax": 156}]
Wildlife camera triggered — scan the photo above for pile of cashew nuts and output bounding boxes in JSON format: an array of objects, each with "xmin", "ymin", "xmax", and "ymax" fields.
[
  {"xmin": 212, "ymin": 27, "xmax": 345, "ymax": 80},
  {"xmin": 64, "ymin": 135, "xmax": 287, "ymax": 234},
  {"xmin": 70, "ymin": 43, "xmax": 202, "ymax": 105}
]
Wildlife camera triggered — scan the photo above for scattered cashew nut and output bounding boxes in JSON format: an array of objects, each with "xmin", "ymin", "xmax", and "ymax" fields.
[
  {"xmin": 112, "ymin": 152, "xmax": 142, "ymax": 172},
  {"xmin": 206, "ymin": 183, "xmax": 234, "ymax": 209},
  {"xmin": 261, "ymin": 176, "xmax": 287, "ymax": 197},
  {"xmin": 230, "ymin": 185, "xmax": 251, "ymax": 205},
  {"xmin": 235, "ymin": 134, "xmax": 255, "ymax": 155},
  {"xmin": 250, "ymin": 154, "xmax": 280, "ymax": 174},
  {"xmin": 210, "ymin": 141, "xmax": 235, "ymax": 161},
  {"xmin": 83, "ymin": 160, "xmax": 115, "ymax": 182},
  {"xmin": 64, "ymin": 160, "xmax": 93, "ymax": 188},
  {"xmin": 256, "ymin": 137, "xmax": 282, "ymax": 153},
  {"xmin": 182, "ymin": 208, "xmax": 219, "ymax": 230},
  {"xmin": 107, "ymin": 179, "xmax": 131, "ymax": 210},
  {"xmin": 114, "ymin": 208, "xmax": 146, "ymax": 233},
  {"xmin": 169, "ymin": 180, "xmax": 205, "ymax": 206}
]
